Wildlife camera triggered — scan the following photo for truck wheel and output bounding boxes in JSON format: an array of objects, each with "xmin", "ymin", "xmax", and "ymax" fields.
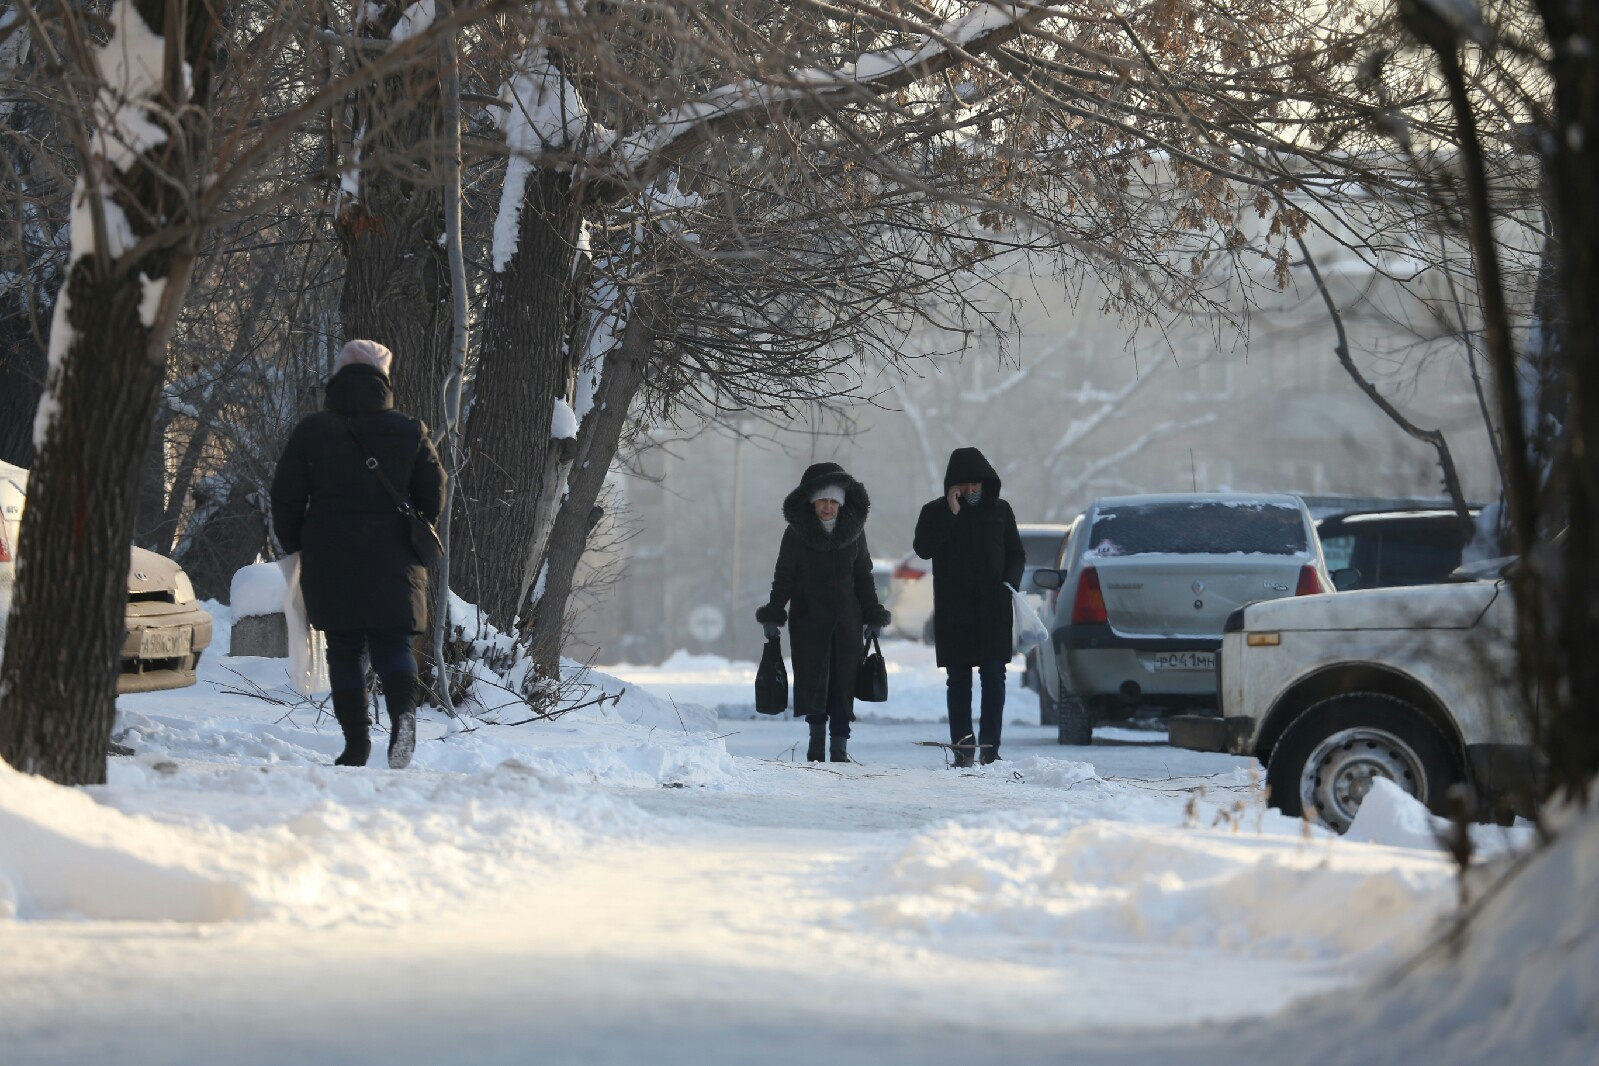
[
  {"xmin": 921, "ymin": 615, "xmax": 936, "ymax": 645},
  {"xmin": 1056, "ymin": 684, "xmax": 1092, "ymax": 746},
  {"xmin": 1266, "ymin": 693, "xmax": 1462, "ymax": 833}
]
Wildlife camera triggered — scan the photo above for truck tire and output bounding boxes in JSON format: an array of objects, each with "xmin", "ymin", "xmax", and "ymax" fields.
[
  {"xmin": 1056, "ymin": 683, "xmax": 1092, "ymax": 746},
  {"xmin": 1266, "ymin": 692, "xmax": 1462, "ymax": 833}
]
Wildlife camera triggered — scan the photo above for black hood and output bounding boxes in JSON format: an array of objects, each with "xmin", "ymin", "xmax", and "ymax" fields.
[
  {"xmin": 782, "ymin": 462, "xmax": 871, "ymax": 550},
  {"xmin": 943, "ymin": 446, "xmax": 1001, "ymax": 499},
  {"xmin": 325, "ymin": 364, "xmax": 396, "ymax": 415}
]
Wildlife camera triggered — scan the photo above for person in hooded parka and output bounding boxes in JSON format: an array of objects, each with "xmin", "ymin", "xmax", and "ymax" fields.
[
  {"xmin": 756, "ymin": 463, "xmax": 892, "ymax": 763},
  {"xmin": 913, "ymin": 446, "xmax": 1025, "ymax": 766},
  {"xmin": 270, "ymin": 339, "xmax": 446, "ymax": 770}
]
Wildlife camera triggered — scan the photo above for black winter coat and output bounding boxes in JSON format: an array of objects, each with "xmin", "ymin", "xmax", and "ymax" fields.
[
  {"xmin": 270, "ymin": 364, "xmax": 447, "ymax": 634},
  {"xmin": 912, "ymin": 447, "xmax": 1025, "ymax": 669},
  {"xmin": 755, "ymin": 463, "xmax": 891, "ymax": 717}
]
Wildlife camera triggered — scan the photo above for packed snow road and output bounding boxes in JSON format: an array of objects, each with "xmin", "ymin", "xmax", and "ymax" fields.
[{"xmin": 0, "ymin": 621, "xmax": 1536, "ymax": 1064}]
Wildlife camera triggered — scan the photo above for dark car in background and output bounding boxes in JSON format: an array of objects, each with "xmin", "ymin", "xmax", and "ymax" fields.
[{"xmin": 1315, "ymin": 509, "xmax": 1479, "ymax": 590}]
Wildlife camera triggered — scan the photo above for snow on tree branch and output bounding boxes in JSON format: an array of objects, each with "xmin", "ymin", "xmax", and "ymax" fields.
[
  {"xmin": 604, "ymin": 1, "xmax": 1061, "ymax": 192},
  {"xmin": 35, "ymin": 0, "xmax": 184, "ymax": 449},
  {"xmin": 493, "ymin": 45, "xmax": 612, "ymax": 271}
]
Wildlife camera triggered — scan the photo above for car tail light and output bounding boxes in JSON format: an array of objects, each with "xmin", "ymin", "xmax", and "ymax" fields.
[
  {"xmin": 892, "ymin": 561, "xmax": 927, "ymax": 581},
  {"xmin": 1295, "ymin": 564, "xmax": 1327, "ymax": 596},
  {"xmin": 0, "ymin": 528, "xmax": 10, "ymax": 563},
  {"xmin": 1071, "ymin": 566, "xmax": 1108, "ymax": 625}
]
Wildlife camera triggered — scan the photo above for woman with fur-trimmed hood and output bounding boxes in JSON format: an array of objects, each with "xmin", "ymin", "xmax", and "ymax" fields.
[{"xmin": 756, "ymin": 462, "xmax": 891, "ymax": 762}]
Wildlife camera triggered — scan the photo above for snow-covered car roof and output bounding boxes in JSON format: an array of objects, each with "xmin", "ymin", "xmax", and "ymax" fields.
[{"xmin": 1091, "ymin": 491, "xmax": 1307, "ymax": 510}]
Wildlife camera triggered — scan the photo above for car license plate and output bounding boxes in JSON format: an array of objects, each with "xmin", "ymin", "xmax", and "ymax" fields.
[
  {"xmin": 1150, "ymin": 651, "xmax": 1215, "ymax": 671},
  {"xmin": 139, "ymin": 626, "xmax": 191, "ymax": 659}
]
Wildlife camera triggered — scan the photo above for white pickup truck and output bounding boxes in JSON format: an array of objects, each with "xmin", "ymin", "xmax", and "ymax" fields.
[{"xmin": 1168, "ymin": 572, "xmax": 1545, "ymax": 831}]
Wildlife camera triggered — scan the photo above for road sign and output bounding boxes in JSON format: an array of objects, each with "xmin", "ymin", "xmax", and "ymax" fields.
[{"xmin": 688, "ymin": 604, "xmax": 726, "ymax": 643}]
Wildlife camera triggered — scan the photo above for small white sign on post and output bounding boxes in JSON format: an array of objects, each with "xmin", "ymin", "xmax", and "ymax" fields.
[{"xmin": 687, "ymin": 604, "xmax": 726, "ymax": 644}]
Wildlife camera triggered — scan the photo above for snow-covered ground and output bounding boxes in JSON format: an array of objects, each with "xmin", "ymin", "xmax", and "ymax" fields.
[{"xmin": 0, "ymin": 614, "xmax": 1588, "ymax": 1064}]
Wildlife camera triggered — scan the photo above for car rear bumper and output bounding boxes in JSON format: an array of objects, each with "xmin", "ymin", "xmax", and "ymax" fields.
[
  {"xmin": 118, "ymin": 603, "xmax": 213, "ymax": 694},
  {"xmin": 1059, "ymin": 625, "xmax": 1223, "ymax": 702}
]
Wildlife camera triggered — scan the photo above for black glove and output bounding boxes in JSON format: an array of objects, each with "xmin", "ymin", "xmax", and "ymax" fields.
[{"xmin": 763, "ymin": 623, "xmax": 781, "ymax": 640}]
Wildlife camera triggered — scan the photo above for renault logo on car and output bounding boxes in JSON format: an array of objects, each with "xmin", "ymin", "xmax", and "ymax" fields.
[{"xmin": 1191, "ymin": 579, "xmax": 1205, "ymax": 595}]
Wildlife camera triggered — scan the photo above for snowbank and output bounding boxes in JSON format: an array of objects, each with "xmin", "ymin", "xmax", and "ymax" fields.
[
  {"xmin": 855, "ymin": 811, "xmax": 1460, "ymax": 967},
  {"xmin": 1346, "ymin": 778, "xmax": 1535, "ymax": 858},
  {"xmin": 0, "ymin": 756, "xmax": 249, "ymax": 922},
  {"xmin": 0, "ymin": 750, "xmax": 651, "ymax": 925},
  {"xmin": 1225, "ymin": 796, "xmax": 1599, "ymax": 1065}
]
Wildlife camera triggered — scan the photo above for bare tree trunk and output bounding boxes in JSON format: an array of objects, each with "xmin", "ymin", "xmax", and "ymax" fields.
[
  {"xmin": 133, "ymin": 405, "xmax": 171, "ymax": 548},
  {"xmin": 431, "ymin": 2, "xmax": 467, "ymax": 716},
  {"xmin": 527, "ymin": 295, "xmax": 655, "ymax": 674},
  {"xmin": 0, "ymin": 256, "xmax": 193, "ymax": 783},
  {"xmin": 335, "ymin": 19, "xmax": 450, "ymax": 424},
  {"xmin": 0, "ymin": 0, "xmax": 216, "ymax": 785},
  {"xmin": 1531, "ymin": 0, "xmax": 1599, "ymax": 797},
  {"xmin": 450, "ymin": 168, "xmax": 582, "ymax": 629},
  {"xmin": 149, "ymin": 407, "xmax": 216, "ymax": 555}
]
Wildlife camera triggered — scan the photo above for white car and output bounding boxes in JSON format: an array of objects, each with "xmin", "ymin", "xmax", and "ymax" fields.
[
  {"xmin": 886, "ymin": 551, "xmax": 935, "ymax": 643},
  {"xmin": 1032, "ymin": 492, "xmax": 1335, "ymax": 744},
  {"xmin": 0, "ymin": 461, "xmax": 213, "ymax": 693},
  {"xmin": 1169, "ymin": 572, "xmax": 1543, "ymax": 832}
]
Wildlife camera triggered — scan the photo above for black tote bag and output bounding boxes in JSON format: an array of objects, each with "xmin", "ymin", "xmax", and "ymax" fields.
[
  {"xmin": 755, "ymin": 635, "xmax": 789, "ymax": 714},
  {"xmin": 854, "ymin": 633, "xmax": 889, "ymax": 702}
]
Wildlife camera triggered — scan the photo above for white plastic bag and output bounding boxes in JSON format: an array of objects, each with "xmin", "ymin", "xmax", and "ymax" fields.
[
  {"xmin": 278, "ymin": 553, "xmax": 329, "ymax": 696},
  {"xmin": 1009, "ymin": 583, "xmax": 1049, "ymax": 655}
]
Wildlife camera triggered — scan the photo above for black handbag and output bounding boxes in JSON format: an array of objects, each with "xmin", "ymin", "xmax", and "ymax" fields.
[
  {"xmin": 345, "ymin": 420, "xmax": 445, "ymax": 566},
  {"xmin": 755, "ymin": 635, "xmax": 789, "ymax": 714},
  {"xmin": 855, "ymin": 633, "xmax": 888, "ymax": 702}
]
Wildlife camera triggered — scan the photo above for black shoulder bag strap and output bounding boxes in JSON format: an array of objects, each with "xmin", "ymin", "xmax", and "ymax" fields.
[
  {"xmin": 343, "ymin": 418, "xmax": 416, "ymax": 516},
  {"xmin": 344, "ymin": 418, "xmax": 445, "ymax": 565}
]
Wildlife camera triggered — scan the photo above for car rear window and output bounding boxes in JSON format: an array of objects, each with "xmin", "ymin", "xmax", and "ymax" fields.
[{"xmin": 1088, "ymin": 501, "xmax": 1307, "ymax": 556}]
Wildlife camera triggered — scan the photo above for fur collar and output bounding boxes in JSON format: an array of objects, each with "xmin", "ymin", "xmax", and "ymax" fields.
[{"xmin": 781, "ymin": 466, "xmax": 871, "ymax": 551}]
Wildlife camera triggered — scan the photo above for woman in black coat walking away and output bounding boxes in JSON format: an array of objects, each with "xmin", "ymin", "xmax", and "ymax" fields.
[
  {"xmin": 913, "ymin": 447, "xmax": 1024, "ymax": 766},
  {"xmin": 756, "ymin": 463, "xmax": 891, "ymax": 763},
  {"xmin": 271, "ymin": 339, "xmax": 447, "ymax": 769}
]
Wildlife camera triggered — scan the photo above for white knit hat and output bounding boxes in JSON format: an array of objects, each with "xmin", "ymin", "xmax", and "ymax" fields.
[
  {"xmin": 332, "ymin": 339, "xmax": 394, "ymax": 377},
  {"xmin": 809, "ymin": 483, "xmax": 846, "ymax": 506}
]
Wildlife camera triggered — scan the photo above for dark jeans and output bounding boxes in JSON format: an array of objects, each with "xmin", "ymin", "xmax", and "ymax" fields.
[
  {"xmin": 806, "ymin": 650, "xmax": 852, "ymax": 742},
  {"xmin": 325, "ymin": 629, "xmax": 417, "ymax": 693},
  {"xmin": 947, "ymin": 661, "xmax": 1006, "ymax": 751}
]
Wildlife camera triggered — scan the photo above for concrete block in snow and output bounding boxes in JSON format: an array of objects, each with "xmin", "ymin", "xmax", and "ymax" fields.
[
  {"xmin": 229, "ymin": 561, "xmax": 289, "ymax": 658},
  {"xmin": 231, "ymin": 613, "xmax": 289, "ymax": 658}
]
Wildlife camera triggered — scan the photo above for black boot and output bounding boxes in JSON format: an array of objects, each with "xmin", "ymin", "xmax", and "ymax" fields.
[
  {"xmin": 829, "ymin": 739, "xmax": 849, "ymax": 763},
  {"xmin": 951, "ymin": 734, "xmax": 976, "ymax": 769},
  {"xmin": 330, "ymin": 689, "xmax": 371, "ymax": 767},
  {"xmin": 806, "ymin": 717, "xmax": 826, "ymax": 762},
  {"xmin": 979, "ymin": 748, "xmax": 1001, "ymax": 766},
  {"xmin": 380, "ymin": 672, "xmax": 419, "ymax": 770}
]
